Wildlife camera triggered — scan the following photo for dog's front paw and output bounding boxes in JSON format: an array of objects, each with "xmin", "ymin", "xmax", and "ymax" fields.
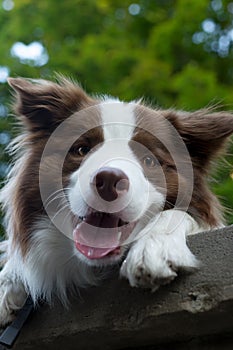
[
  {"xmin": 120, "ymin": 241, "xmax": 176, "ymax": 291},
  {"xmin": 120, "ymin": 234, "xmax": 198, "ymax": 291},
  {"xmin": 121, "ymin": 259, "xmax": 177, "ymax": 292},
  {"xmin": 0, "ymin": 277, "xmax": 27, "ymax": 327}
]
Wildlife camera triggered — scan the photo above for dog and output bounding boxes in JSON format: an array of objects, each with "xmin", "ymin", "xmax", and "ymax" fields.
[{"xmin": 0, "ymin": 76, "xmax": 233, "ymax": 326}]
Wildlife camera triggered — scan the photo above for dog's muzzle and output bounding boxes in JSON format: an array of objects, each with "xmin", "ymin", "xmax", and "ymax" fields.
[{"xmin": 73, "ymin": 167, "xmax": 137, "ymax": 260}]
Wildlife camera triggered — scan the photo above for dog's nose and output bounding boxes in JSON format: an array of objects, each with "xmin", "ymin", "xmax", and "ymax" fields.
[{"xmin": 92, "ymin": 167, "xmax": 129, "ymax": 202}]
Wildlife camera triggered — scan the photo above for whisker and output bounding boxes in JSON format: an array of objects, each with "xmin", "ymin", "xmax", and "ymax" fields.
[
  {"xmin": 61, "ymin": 207, "xmax": 74, "ymax": 228},
  {"xmin": 44, "ymin": 188, "xmax": 66, "ymax": 206},
  {"xmin": 51, "ymin": 202, "xmax": 70, "ymax": 223},
  {"xmin": 45, "ymin": 194, "xmax": 68, "ymax": 209},
  {"xmin": 44, "ymin": 187, "xmax": 71, "ymax": 209}
]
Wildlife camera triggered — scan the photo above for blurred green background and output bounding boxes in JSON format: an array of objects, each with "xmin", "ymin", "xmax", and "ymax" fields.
[{"xmin": 0, "ymin": 0, "xmax": 232, "ymax": 230}]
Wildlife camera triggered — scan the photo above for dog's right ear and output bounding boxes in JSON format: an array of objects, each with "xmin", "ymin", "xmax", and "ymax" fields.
[{"xmin": 8, "ymin": 76, "xmax": 94, "ymax": 131}]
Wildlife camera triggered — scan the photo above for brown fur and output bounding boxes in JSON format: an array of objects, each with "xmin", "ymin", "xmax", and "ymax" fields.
[
  {"xmin": 135, "ymin": 105, "xmax": 233, "ymax": 226},
  {"xmin": 7, "ymin": 77, "xmax": 100, "ymax": 256},
  {"xmin": 8, "ymin": 76, "xmax": 96, "ymax": 132},
  {"xmin": 5, "ymin": 77, "xmax": 233, "ymax": 257}
]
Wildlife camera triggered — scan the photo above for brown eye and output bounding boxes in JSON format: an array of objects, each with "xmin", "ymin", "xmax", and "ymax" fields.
[
  {"xmin": 78, "ymin": 146, "xmax": 91, "ymax": 156},
  {"xmin": 143, "ymin": 155, "xmax": 159, "ymax": 168}
]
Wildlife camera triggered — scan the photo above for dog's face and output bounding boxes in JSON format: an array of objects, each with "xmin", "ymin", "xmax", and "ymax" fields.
[
  {"xmin": 67, "ymin": 102, "xmax": 166, "ymax": 264},
  {"xmin": 7, "ymin": 77, "xmax": 233, "ymax": 266}
]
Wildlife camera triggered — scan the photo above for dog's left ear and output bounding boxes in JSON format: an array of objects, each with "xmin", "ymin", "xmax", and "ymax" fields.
[
  {"xmin": 8, "ymin": 76, "xmax": 94, "ymax": 131},
  {"xmin": 165, "ymin": 109, "xmax": 233, "ymax": 168}
]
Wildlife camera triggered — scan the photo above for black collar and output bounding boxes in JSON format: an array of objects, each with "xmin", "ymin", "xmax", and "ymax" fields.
[{"xmin": 0, "ymin": 296, "xmax": 34, "ymax": 349}]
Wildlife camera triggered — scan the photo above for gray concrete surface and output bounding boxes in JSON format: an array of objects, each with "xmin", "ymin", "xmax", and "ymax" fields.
[{"xmin": 3, "ymin": 226, "xmax": 233, "ymax": 349}]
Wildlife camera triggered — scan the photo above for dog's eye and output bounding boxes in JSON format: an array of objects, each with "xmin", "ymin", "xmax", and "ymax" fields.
[
  {"xmin": 78, "ymin": 146, "xmax": 91, "ymax": 156},
  {"xmin": 143, "ymin": 156, "xmax": 159, "ymax": 168},
  {"xmin": 69, "ymin": 144, "xmax": 91, "ymax": 156}
]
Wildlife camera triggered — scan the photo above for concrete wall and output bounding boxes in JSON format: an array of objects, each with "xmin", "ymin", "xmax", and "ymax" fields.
[{"xmin": 3, "ymin": 226, "xmax": 233, "ymax": 349}]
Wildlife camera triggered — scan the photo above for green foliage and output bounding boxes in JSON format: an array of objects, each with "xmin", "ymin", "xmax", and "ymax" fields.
[{"xmin": 0, "ymin": 0, "xmax": 232, "ymax": 227}]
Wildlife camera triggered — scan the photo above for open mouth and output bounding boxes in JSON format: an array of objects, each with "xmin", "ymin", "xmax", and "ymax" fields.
[{"xmin": 73, "ymin": 209, "xmax": 137, "ymax": 260}]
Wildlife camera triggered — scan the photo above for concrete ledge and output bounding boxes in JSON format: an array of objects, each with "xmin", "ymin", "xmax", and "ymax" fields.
[{"xmin": 6, "ymin": 226, "xmax": 233, "ymax": 349}]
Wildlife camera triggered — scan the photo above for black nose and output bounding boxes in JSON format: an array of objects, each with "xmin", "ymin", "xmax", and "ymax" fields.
[{"xmin": 92, "ymin": 167, "xmax": 129, "ymax": 202}]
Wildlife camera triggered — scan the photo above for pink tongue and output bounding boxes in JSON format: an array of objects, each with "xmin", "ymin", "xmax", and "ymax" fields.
[
  {"xmin": 73, "ymin": 213, "xmax": 121, "ymax": 259},
  {"xmin": 74, "ymin": 241, "xmax": 119, "ymax": 260}
]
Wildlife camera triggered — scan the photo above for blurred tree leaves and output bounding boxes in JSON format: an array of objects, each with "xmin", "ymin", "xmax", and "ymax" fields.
[{"xmin": 0, "ymin": 0, "xmax": 232, "ymax": 224}]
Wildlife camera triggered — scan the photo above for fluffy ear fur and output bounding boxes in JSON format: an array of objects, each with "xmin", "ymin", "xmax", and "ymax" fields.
[
  {"xmin": 162, "ymin": 109, "xmax": 233, "ymax": 226},
  {"xmin": 165, "ymin": 109, "xmax": 233, "ymax": 170},
  {"xmin": 8, "ymin": 77, "xmax": 95, "ymax": 131}
]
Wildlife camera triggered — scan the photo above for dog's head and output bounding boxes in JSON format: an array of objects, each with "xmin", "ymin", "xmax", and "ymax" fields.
[{"xmin": 6, "ymin": 77, "xmax": 233, "ymax": 266}]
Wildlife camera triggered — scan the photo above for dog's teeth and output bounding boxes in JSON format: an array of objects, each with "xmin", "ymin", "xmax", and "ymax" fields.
[
  {"xmin": 118, "ymin": 231, "xmax": 122, "ymax": 240},
  {"xmin": 87, "ymin": 248, "xmax": 94, "ymax": 257}
]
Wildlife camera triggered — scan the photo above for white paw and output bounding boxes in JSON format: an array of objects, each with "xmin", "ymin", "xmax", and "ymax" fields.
[
  {"xmin": 120, "ymin": 234, "xmax": 198, "ymax": 291},
  {"xmin": 0, "ymin": 277, "xmax": 27, "ymax": 327}
]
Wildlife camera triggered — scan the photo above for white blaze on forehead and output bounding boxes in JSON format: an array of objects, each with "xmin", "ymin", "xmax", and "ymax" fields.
[
  {"xmin": 68, "ymin": 100, "xmax": 165, "ymax": 223},
  {"xmin": 100, "ymin": 101, "xmax": 136, "ymax": 141}
]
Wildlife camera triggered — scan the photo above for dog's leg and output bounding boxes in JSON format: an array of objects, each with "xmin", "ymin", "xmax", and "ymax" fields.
[
  {"xmin": 0, "ymin": 257, "xmax": 27, "ymax": 326},
  {"xmin": 120, "ymin": 210, "xmax": 202, "ymax": 290}
]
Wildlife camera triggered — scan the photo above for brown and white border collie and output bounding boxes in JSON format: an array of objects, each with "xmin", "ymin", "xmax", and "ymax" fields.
[{"xmin": 0, "ymin": 76, "xmax": 233, "ymax": 325}]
